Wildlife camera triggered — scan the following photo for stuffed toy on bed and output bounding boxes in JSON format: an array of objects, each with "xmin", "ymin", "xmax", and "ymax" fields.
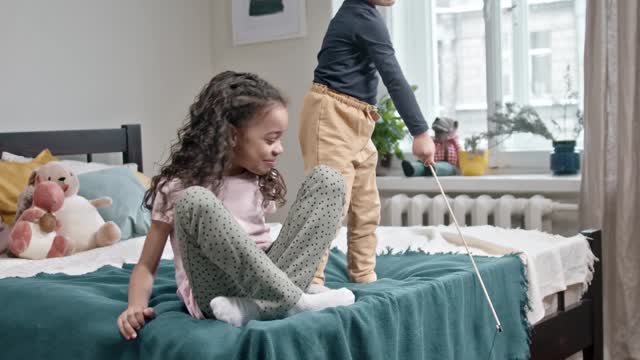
[
  {"xmin": 9, "ymin": 162, "xmax": 121, "ymax": 259},
  {"xmin": 9, "ymin": 181, "xmax": 70, "ymax": 259},
  {"xmin": 0, "ymin": 217, "xmax": 10, "ymax": 255}
]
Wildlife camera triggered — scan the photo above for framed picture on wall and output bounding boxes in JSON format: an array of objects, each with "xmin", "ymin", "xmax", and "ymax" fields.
[{"xmin": 232, "ymin": 0, "xmax": 307, "ymax": 46}]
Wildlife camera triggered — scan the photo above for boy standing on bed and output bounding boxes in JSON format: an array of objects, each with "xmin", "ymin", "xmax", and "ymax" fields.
[{"xmin": 299, "ymin": 0, "xmax": 435, "ymax": 285}]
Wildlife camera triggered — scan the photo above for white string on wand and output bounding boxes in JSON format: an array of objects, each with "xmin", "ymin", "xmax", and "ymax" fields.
[{"xmin": 428, "ymin": 164, "xmax": 502, "ymax": 332}]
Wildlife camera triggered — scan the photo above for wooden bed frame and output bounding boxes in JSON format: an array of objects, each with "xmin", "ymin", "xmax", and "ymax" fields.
[
  {"xmin": 0, "ymin": 124, "xmax": 143, "ymax": 172},
  {"xmin": 530, "ymin": 228, "xmax": 603, "ymax": 360},
  {"xmin": 0, "ymin": 125, "xmax": 602, "ymax": 360}
]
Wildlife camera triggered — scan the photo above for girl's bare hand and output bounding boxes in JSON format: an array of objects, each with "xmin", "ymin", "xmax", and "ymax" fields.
[{"xmin": 117, "ymin": 306, "xmax": 155, "ymax": 340}]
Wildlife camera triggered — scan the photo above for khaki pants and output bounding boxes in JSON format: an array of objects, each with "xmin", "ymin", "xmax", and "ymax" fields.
[{"xmin": 298, "ymin": 83, "xmax": 380, "ymax": 284}]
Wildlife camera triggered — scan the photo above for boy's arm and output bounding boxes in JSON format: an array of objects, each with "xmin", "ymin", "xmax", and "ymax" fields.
[{"xmin": 356, "ymin": 13, "xmax": 429, "ymax": 137}]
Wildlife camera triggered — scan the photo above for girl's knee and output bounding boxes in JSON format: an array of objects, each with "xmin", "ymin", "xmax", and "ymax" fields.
[
  {"xmin": 176, "ymin": 186, "xmax": 218, "ymax": 214},
  {"xmin": 308, "ymin": 165, "xmax": 345, "ymax": 195}
]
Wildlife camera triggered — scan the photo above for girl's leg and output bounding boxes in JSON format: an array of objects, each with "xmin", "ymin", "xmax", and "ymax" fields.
[
  {"xmin": 174, "ymin": 187, "xmax": 302, "ymax": 320},
  {"xmin": 266, "ymin": 165, "xmax": 346, "ymax": 290},
  {"xmin": 174, "ymin": 183, "xmax": 354, "ymax": 327}
]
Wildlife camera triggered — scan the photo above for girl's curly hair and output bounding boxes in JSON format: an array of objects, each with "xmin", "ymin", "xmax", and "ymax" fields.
[{"xmin": 144, "ymin": 71, "xmax": 288, "ymax": 212}]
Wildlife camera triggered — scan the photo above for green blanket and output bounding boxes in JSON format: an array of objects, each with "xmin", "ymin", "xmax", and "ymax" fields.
[{"xmin": 1, "ymin": 250, "xmax": 530, "ymax": 359}]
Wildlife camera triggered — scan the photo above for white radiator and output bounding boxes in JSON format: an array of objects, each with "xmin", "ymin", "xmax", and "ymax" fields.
[{"xmin": 381, "ymin": 194, "xmax": 578, "ymax": 232}]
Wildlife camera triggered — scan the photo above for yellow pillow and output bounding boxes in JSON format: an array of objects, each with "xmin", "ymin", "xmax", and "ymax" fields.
[
  {"xmin": 134, "ymin": 171, "xmax": 151, "ymax": 190},
  {"xmin": 0, "ymin": 149, "xmax": 57, "ymax": 225}
]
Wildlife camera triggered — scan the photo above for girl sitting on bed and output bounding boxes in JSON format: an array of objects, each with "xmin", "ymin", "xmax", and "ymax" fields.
[{"xmin": 117, "ymin": 71, "xmax": 355, "ymax": 340}]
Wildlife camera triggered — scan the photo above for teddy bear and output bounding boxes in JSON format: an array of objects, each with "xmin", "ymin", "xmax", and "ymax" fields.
[
  {"xmin": 10, "ymin": 161, "xmax": 121, "ymax": 258},
  {"xmin": 432, "ymin": 116, "xmax": 461, "ymax": 167},
  {"xmin": 0, "ymin": 217, "xmax": 10, "ymax": 255},
  {"xmin": 9, "ymin": 181, "xmax": 71, "ymax": 259}
]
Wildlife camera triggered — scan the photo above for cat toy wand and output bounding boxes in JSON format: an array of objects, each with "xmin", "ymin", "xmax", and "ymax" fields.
[{"xmin": 428, "ymin": 164, "xmax": 503, "ymax": 333}]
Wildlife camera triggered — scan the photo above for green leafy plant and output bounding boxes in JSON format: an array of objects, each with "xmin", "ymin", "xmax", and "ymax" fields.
[
  {"xmin": 464, "ymin": 102, "xmax": 555, "ymax": 153},
  {"xmin": 483, "ymin": 65, "xmax": 583, "ymax": 144},
  {"xmin": 464, "ymin": 65, "xmax": 583, "ymax": 150},
  {"xmin": 463, "ymin": 134, "xmax": 486, "ymax": 153},
  {"xmin": 549, "ymin": 64, "xmax": 584, "ymax": 141},
  {"xmin": 372, "ymin": 86, "xmax": 416, "ymax": 160},
  {"xmin": 487, "ymin": 102, "xmax": 554, "ymax": 141}
]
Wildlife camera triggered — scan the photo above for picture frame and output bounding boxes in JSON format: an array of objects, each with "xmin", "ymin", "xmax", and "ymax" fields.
[{"xmin": 232, "ymin": 0, "xmax": 307, "ymax": 46}]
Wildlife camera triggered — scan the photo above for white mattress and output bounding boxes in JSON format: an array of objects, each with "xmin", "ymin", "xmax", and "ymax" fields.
[{"xmin": 0, "ymin": 224, "xmax": 595, "ymax": 325}]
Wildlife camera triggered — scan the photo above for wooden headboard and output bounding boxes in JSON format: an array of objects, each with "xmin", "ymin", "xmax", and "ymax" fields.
[{"xmin": 0, "ymin": 124, "xmax": 143, "ymax": 172}]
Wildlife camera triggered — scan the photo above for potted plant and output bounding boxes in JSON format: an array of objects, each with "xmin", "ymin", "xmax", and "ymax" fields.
[
  {"xmin": 372, "ymin": 86, "xmax": 414, "ymax": 175},
  {"xmin": 487, "ymin": 102, "xmax": 582, "ymax": 175},
  {"xmin": 485, "ymin": 66, "xmax": 583, "ymax": 175},
  {"xmin": 459, "ymin": 134, "xmax": 490, "ymax": 176},
  {"xmin": 459, "ymin": 102, "xmax": 555, "ymax": 176},
  {"xmin": 486, "ymin": 102, "xmax": 554, "ymax": 142},
  {"xmin": 548, "ymin": 66, "xmax": 583, "ymax": 175}
]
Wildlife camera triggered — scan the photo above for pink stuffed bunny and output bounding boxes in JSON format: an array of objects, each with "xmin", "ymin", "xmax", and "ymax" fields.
[
  {"xmin": 33, "ymin": 162, "xmax": 121, "ymax": 254},
  {"xmin": 9, "ymin": 161, "xmax": 121, "ymax": 259},
  {"xmin": 9, "ymin": 181, "xmax": 70, "ymax": 259}
]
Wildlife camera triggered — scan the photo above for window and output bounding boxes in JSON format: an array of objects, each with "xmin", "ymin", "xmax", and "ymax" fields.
[
  {"xmin": 331, "ymin": 0, "xmax": 343, "ymax": 16},
  {"xmin": 435, "ymin": 0, "xmax": 488, "ymax": 141},
  {"xmin": 530, "ymin": 31, "xmax": 552, "ymax": 98},
  {"xmin": 389, "ymin": 0, "xmax": 586, "ymax": 167}
]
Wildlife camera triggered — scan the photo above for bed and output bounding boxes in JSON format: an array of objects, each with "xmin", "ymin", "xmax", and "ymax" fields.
[{"xmin": 0, "ymin": 125, "xmax": 603, "ymax": 360}]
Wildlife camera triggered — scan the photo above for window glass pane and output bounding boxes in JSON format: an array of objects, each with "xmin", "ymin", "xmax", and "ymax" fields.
[
  {"xmin": 502, "ymin": 0, "xmax": 585, "ymax": 151},
  {"xmin": 501, "ymin": 0, "xmax": 514, "ymax": 103},
  {"xmin": 530, "ymin": 31, "xmax": 552, "ymax": 98},
  {"xmin": 502, "ymin": 30, "xmax": 513, "ymax": 101},
  {"xmin": 435, "ymin": 0, "xmax": 487, "ymax": 146},
  {"xmin": 529, "ymin": 0, "xmax": 580, "ymax": 103},
  {"xmin": 392, "ymin": 0, "xmax": 585, "ymax": 156},
  {"xmin": 531, "ymin": 52, "xmax": 552, "ymax": 97},
  {"xmin": 530, "ymin": 30, "xmax": 550, "ymax": 48}
]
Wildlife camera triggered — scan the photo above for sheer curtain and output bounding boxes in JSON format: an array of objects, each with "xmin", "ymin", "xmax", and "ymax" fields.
[{"xmin": 579, "ymin": 0, "xmax": 640, "ymax": 358}]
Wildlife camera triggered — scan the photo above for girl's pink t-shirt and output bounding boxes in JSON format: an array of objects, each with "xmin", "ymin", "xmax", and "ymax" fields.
[{"xmin": 151, "ymin": 173, "xmax": 275, "ymax": 318}]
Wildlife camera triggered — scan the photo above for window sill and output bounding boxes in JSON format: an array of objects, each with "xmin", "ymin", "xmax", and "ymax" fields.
[{"xmin": 376, "ymin": 173, "xmax": 581, "ymax": 194}]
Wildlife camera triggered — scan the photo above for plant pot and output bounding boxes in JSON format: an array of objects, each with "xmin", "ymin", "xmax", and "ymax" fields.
[
  {"xmin": 376, "ymin": 153, "xmax": 393, "ymax": 176},
  {"xmin": 459, "ymin": 150, "xmax": 489, "ymax": 176},
  {"xmin": 550, "ymin": 140, "xmax": 580, "ymax": 175}
]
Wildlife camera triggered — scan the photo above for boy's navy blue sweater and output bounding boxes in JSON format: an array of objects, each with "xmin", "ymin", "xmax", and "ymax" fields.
[{"xmin": 313, "ymin": 0, "xmax": 428, "ymax": 135}]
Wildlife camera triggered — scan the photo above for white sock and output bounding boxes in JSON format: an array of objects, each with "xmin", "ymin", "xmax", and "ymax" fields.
[
  {"xmin": 210, "ymin": 288, "xmax": 356, "ymax": 326},
  {"xmin": 306, "ymin": 283, "xmax": 331, "ymax": 294},
  {"xmin": 288, "ymin": 288, "xmax": 355, "ymax": 316},
  {"xmin": 210, "ymin": 296, "xmax": 260, "ymax": 327}
]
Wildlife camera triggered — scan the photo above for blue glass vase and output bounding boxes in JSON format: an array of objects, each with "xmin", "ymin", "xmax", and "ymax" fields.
[{"xmin": 550, "ymin": 140, "xmax": 580, "ymax": 175}]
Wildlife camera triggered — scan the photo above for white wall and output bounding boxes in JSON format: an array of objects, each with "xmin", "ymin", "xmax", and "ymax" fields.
[
  {"xmin": 210, "ymin": 0, "xmax": 333, "ymax": 221},
  {"xmin": 0, "ymin": 0, "xmax": 334, "ymax": 221},
  {"xmin": 0, "ymin": 0, "xmax": 215, "ymax": 175}
]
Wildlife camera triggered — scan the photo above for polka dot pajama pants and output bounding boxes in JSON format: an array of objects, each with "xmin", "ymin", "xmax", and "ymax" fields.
[{"xmin": 174, "ymin": 165, "xmax": 346, "ymax": 319}]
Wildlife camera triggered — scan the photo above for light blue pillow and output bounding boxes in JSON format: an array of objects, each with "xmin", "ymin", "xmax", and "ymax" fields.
[{"xmin": 77, "ymin": 167, "xmax": 151, "ymax": 240}]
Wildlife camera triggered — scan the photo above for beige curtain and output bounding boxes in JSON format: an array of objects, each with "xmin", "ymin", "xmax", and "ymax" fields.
[{"xmin": 580, "ymin": 0, "xmax": 640, "ymax": 359}]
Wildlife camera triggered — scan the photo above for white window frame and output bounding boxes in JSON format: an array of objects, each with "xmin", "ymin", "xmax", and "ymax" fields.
[
  {"xmin": 331, "ymin": 0, "xmax": 343, "ymax": 17},
  {"xmin": 385, "ymin": 0, "xmax": 585, "ymax": 171}
]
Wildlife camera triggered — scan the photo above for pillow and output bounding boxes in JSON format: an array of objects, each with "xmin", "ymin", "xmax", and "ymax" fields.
[
  {"xmin": 1, "ymin": 152, "xmax": 33, "ymax": 163},
  {"xmin": 134, "ymin": 171, "xmax": 151, "ymax": 189},
  {"xmin": 0, "ymin": 149, "xmax": 57, "ymax": 225},
  {"xmin": 61, "ymin": 160, "xmax": 150, "ymax": 189},
  {"xmin": 77, "ymin": 167, "xmax": 151, "ymax": 240},
  {"xmin": 2, "ymin": 152, "xmax": 151, "ymax": 190}
]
